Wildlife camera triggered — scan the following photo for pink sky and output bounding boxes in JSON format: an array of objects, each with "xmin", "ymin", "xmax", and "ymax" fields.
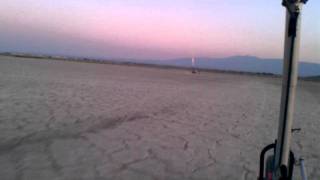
[{"xmin": 0, "ymin": 0, "xmax": 319, "ymax": 62}]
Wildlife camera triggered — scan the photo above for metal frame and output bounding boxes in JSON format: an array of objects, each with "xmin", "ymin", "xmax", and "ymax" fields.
[{"xmin": 258, "ymin": 1, "xmax": 308, "ymax": 179}]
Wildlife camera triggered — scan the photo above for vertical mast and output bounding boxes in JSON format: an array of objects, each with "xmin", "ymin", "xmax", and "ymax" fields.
[
  {"xmin": 192, "ymin": 57, "xmax": 195, "ymax": 67},
  {"xmin": 274, "ymin": 0, "xmax": 307, "ymax": 177}
]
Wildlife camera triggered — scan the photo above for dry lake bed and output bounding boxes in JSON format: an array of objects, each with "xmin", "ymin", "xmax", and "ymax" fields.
[{"xmin": 0, "ymin": 56, "xmax": 319, "ymax": 180}]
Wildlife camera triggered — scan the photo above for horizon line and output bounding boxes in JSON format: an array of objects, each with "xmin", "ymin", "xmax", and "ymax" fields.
[{"xmin": 1, "ymin": 51, "xmax": 319, "ymax": 64}]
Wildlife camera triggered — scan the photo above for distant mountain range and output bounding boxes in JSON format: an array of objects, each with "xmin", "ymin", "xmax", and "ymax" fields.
[
  {"xmin": 1, "ymin": 52, "xmax": 319, "ymax": 77},
  {"xmin": 135, "ymin": 56, "xmax": 320, "ymax": 77}
]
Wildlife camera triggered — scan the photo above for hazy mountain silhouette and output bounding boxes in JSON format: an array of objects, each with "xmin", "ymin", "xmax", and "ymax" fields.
[
  {"xmin": 137, "ymin": 56, "xmax": 320, "ymax": 77},
  {"xmin": 2, "ymin": 52, "xmax": 319, "ymax": 77}
]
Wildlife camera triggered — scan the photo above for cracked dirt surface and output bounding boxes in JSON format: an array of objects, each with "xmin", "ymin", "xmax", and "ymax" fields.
[{"xmin": 0, "ymin": 56, "xmax": 319, "ymax": 180}]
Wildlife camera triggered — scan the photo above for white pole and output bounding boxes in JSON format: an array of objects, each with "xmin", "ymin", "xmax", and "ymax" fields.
[
  {"xmin": 192, "ymin": 57, "xmax": 195, "ymax": 67},
  {"xmin": 300, "ymin": 158, "xmax": 308, "ymax": 180},
  {"xmin": 274, "ymin": 0, "xmax": 307, "ymax": 178}
]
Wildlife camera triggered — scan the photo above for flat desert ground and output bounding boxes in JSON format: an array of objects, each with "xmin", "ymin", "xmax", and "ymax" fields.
[{"xmin": 0, "ymin": 56, "xmax": 319, "ymax": 180}]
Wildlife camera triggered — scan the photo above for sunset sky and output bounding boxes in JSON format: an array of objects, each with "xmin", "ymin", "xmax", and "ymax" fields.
[{"xmin": 0, "ymin": 0, "xmax": 319, "ymax": 62}]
